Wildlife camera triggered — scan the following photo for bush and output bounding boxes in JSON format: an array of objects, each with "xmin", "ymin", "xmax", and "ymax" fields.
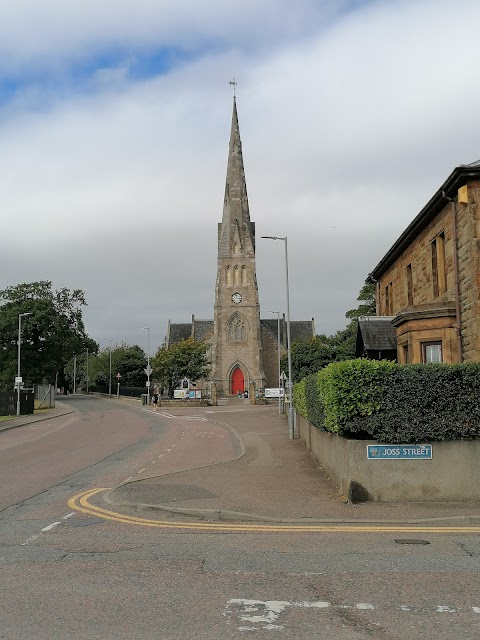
[
  {"xmin": 317, "ymin": 359, "xmax": 395, "ymax": 434},
  {"xmin": 304, "ymin": 373, "xmax": 324, "ymax": 429},
  {"xmin": 293, "ymin": 359, "xmax": 480, "ymax": 443},
  {"xmin": 292, "ymin": 377, "xmax": 307, "ymax": 418}
]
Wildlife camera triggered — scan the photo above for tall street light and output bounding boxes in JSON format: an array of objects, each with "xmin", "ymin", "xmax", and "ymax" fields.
[
  {"xmin": 86, "ymin": 348, "xmax": 89, "ymax": 394},
  {"xmin": 17, "ymin": 312, "xmax": 32, "ymax": 417},
  {"xmin": 141, "ymin": 327, "xmax": 151, "ymax": 406},
  {"xmin": 105, "ymin": 339, "xmax": 112, "ymax": 397},
  {"xmin": 261, "ymin": 236, "xmax": 294, "ymax": 439},
  {"xmin": 268, "ymin": 311, "xmax": 282, "ymax": 415}
]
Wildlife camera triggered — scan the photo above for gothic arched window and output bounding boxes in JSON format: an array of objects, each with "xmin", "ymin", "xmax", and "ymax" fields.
[
  {"xmin": 241, "ymin": 265, "xmax": 247, "ymax": 285},
  {"xmin": 233, "ymin": 242, "xmax": 240, "ymax": 255},
  {"xmin": 233, "ymin": 266, "xmax": 240, "ymax": 286},
  {"xmin": 228, "ymin": 314, "xmax": 247, "ymax": 342},
  {"xmin": 226, "ymin": 265, "xmax": 232, "ymax": 286}
]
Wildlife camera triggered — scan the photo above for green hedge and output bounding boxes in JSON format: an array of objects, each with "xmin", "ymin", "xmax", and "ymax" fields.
[{"xmin": 292, "ymin": 359, "xmax": 480, "ymax": 443}]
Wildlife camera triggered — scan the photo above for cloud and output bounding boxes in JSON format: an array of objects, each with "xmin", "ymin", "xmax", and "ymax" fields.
[{"xmin": 1, "ymin": 0, "xmax": 480, "ymax": 350}]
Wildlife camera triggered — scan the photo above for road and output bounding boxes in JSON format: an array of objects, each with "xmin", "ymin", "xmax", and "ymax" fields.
[{"xmin": 1, "ymin": 395, "xmax": 480, "ymax": 639}]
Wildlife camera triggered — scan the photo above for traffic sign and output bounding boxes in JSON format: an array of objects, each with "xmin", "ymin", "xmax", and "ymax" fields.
[
  {"xmin": 116, "ymin": 372, "xmax": 121, "ymax": 379},
  {"xmin": 15, "ymin": 376, "xmax": 22, "ymax": 384},
  {"xmin": 144, "ymin": 365, "xmax": 152, "ymax": 376},
  {"xmin": 146, "ymin": 381, "xmax": 151, "ymax": 387}
]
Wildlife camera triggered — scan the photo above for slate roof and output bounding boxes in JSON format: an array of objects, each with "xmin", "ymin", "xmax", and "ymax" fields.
[
  {"xmin": 368, "ymin": 161, "xmax": 480, "ymax": 281},
  {"xmin": 355, "ymin": 316, "xmax": 397, "ymax": 356},
  {"xmin": 260, "ymin": 318, "xmax": 314, "ymax": 344},
  {"xmin": 193, "ymin": 320, "xmax": 214, "ymax": 341},
  {"xmin": 168, "ymin": 323, "xmax": 192, "ymax": 345},
  {"xmin": 169, "ymin": 318, "xmax": 314, "ymax": 346}
]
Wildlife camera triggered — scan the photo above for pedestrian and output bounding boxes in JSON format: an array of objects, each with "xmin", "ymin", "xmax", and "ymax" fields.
[{"xmin": 152, "ymin": 390, "xmax": 159, "ymax": 412}]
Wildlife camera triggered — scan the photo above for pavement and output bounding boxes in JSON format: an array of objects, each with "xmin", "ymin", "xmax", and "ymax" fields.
[
  {"xmin": 105, "ymin": 396, "xmax": 480, "ymax": 526},
  {"xmin": 0, "ymin": 400, "xmax": 74, "ymax": 432},
  {"xmin": 5, "ymin": 395, "xmax": 480, "ymax": 525}
]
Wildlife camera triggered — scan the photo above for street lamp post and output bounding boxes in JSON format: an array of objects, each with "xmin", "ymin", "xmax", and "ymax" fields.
[
  {"xmin": 73, "ymin": 354, "xmax": 76, "ymax": 394},
  {"xmin": 106, "ymin": 339, "xmax": 112, "ymax": 397},
  {"xmin": 141, "ymin": 327, "xmax": 151, "ymax": 406},
  {"xmin": 86, "ymin": 348, "xmax": 89, "ymax": 394},
  {"xmin": 268, "ymin": 311, "xmax": 282, "ymax": 415},
  {"xmin": 16, "ymin": 312, "xmax": 32, "ymax": 417},
  {"xmin": 262, "ymin": 236, "xmax": 294, "ymax": 439}
]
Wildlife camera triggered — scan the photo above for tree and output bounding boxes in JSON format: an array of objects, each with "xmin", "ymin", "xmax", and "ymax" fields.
[
  {"xmin": 0, "ymin": 281, "xmax": 96, "ymax": 391},
  {"xmin": 282, "ymin": 282, "xmax": 376, "ymax": 382},
  {"xmin": 152, "ymin": 338, "xmax": 211, "ymax": 397},
  {"xmin": 79, "ymin": 344, "xmax": 147, "ymax": 388}
]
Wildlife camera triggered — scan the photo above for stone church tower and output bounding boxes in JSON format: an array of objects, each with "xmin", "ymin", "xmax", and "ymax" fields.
[
  {"xmin": 165, "ymin": 99, "xmax": 315, "ymax": 396},
  {"xmin": 210, "ymin": 98, "xmax": 266, "ymax": 394}
]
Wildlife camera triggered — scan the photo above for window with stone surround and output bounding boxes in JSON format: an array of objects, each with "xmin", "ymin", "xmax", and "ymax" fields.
[
  {"xmin": 228, "ymin": 314, "xmax": 247, "ymax": 341},
  {"xmin": 226, "ymin": 266, "xmax": 232, "ymax": 286},
  {"xmin": 431, "ymin": 232, "xmax": 446, "ymax": 297},
  {"xmin": 241, "ymin": 265, "xmax": 247, "ymax": 285},
  {"xmin": 406, "ymin": 263, "xmax": 413, "ymax": 306},
  {"xmin": 385, "ymin": 282, "xmax": 393, "ymax": 315},
  {"xmin": 233, "ymin": 265, "xmax": 240, "ymax": 286},
  {"xmin": 422, "ymin": 341, "xmax": 442, "ymax": 363}
]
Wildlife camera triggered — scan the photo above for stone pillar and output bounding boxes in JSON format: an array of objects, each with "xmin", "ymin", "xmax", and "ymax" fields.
[
  {"xmin": 249, "ymin": 381, "xmax": 256, "ymax": 404},
  {"xmin": 210, "ymin": 383, "xmax": 218, "ymax": 406}
]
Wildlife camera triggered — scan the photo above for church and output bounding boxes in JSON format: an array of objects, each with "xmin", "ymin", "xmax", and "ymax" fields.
[{"xmin": 165, "ymin": 98, "xmax": 314, "ymax": 396}]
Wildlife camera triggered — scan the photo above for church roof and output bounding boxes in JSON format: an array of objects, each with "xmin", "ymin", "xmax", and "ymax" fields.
[
  {"xmin": 168, "ymin": 323, "xmax": 192, "ymax": 344},
  {"xmin": 193, "ymin": 320, "xmax": 214, "ymax": 341},
  {"xmin": 168, "ymin": 318, "xmax": 314, "ymax": 346},
  {"xmin": 260, "ymin": 318, "xmax": 314, "ymax": 344}
]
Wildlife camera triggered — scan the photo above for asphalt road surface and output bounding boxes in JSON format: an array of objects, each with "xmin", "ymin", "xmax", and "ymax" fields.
[{"xmin": 1, "ymin": 395, "xmax": 480, "ymax": 639}]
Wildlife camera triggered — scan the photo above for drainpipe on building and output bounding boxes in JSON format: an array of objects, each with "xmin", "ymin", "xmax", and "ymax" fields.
[{"xmin": 442, "ymin": 191, "xmax": 463, "ymax": 363}]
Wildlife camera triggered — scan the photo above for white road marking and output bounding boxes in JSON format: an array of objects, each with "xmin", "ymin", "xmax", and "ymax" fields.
[
  {"xmin": 155, "ymin": 411, "xmax": 207, "ymax": 421},
  {"xmin": 225, "ymin": 599, "xmax": 480, "ymax": 632},
  {"xmin": 22, "ymin": 513, "xmax": 79, "ymax": 545},
  {"xmin": 40, "ymin": 521, "xmax": 61, "ymax": 532}
]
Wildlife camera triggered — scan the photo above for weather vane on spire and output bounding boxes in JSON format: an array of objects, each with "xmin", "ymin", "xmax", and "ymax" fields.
[{"xmin": 228, "ymin": 77, "xmax": 238, "ymax": 97}]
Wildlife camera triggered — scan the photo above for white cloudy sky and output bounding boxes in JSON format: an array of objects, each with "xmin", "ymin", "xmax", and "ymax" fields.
[{"xmin": 1, "ymin": 0, "xmax": 479, "ymax": 353}]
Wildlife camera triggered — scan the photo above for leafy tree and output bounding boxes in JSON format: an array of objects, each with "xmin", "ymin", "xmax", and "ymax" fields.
[
  {"xmin": 282, "ymin": 282, "xmax": 376, "ymax": 382},
  {"xmin": 152, "ymin": 338, "xmax": 211, "ymax": 398},
  {"xmin": 78, "ymin": 344, "xmax": 148, "ymax": 388},
  {"xmin": 0, "ymin": 281, "xmax": 96, "ymax": 391}
]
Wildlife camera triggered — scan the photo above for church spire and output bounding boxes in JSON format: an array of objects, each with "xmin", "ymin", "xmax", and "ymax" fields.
[{"xmin": 218, "ymin": 97, "xmax": 255, "ymax": 258}]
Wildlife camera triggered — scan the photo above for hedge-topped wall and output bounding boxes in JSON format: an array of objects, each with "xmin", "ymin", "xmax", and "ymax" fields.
[{"xmin": 293, "ymin": 359, "xmax": 480, "ymax": 443}]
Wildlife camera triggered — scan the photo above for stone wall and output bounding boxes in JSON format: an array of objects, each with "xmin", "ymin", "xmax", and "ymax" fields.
[{"xmin": 297, "ymin": 414, "xmax": 480, "ymax": 502}]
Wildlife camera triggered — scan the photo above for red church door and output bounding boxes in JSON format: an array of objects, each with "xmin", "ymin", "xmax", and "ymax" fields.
[{"xmin": 231, "ymin": 367, "xmax": 245, "ymax": 395}]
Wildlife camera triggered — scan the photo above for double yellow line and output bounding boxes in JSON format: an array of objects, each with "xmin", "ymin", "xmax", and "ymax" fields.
[{"xmin": 68, "ymin": 489, "xmax": 480, "ymax": 534}]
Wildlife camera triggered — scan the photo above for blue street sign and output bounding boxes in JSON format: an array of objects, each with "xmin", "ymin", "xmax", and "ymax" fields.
[{"xmin": 367, "ymin": 444, "xmax": 432, "ymax": 460}]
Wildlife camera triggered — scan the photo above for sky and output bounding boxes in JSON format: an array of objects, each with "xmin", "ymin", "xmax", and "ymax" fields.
[{"xmin": 1, "ymin": 0, "xmax": 480, "ymax": 355}]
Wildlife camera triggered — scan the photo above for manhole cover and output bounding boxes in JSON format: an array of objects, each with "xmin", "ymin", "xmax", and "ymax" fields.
[{"xmin": 394, "ymin": 539, "xmax": 430, "ymax": 545}]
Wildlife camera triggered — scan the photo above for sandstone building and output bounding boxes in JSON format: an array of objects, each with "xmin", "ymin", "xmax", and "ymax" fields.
[
  {"xmin": 360, "ymin": 161, "xmax": 480, "ymax": 364},
  {"xmin": 166, "ymin": 98, "xmax": 314, "ymax": 394}
]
